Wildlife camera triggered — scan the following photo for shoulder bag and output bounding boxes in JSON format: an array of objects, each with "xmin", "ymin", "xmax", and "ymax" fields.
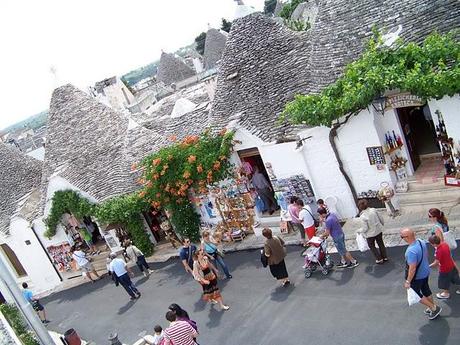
[{"xmin": 405, "ymin": 240, "xmax": 423, "ymax": 280}]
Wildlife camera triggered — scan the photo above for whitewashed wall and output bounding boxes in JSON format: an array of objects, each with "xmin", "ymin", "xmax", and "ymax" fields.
[
  {"xmin": 3, "ymin": 217, "xmax": 61, "ymax": 294},
  {"xmin": 428, "ymin": 94, "xmax": 460, "ymax": 148}
]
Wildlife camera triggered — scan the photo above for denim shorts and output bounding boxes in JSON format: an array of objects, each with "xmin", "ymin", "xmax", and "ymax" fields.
[{"xmin": 333, "ymin": 234, "xmax": 347, "ymax": 256}]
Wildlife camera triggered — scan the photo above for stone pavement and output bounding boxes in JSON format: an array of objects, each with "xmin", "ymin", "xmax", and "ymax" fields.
[{"xmin": 42, "ymin": 245, "xmax": 460, "ymax": 345}]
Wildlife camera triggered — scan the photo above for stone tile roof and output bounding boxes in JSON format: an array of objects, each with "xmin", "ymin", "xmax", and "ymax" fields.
[
  {"xmin": 156, "ymin": 52, "xmax": 196, "ymax": 86},
  {"xmin": 42, "ymin": 84, "xmax": 134, "ymax": 203},
  {"xmin": 203, "ymin": 28, "xmax": 227, "ymax": 70},
  {"xmin": 0, "ymin": 143, "xmax": 43, "ymax": 234},
  {"xmin": 211, "ymin": 1, "xmax": 460, "ymax": 142}
]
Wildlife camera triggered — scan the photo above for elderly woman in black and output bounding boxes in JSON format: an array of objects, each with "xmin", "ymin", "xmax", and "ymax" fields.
[{"xmin": 263, "ymin": 228, "xmax": 290, "ymax": 286}]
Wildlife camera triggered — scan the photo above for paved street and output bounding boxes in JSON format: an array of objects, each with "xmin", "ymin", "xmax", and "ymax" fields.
[{"xmin": 43, "ymin": 245, "xmax": 460, "ymax": 345}]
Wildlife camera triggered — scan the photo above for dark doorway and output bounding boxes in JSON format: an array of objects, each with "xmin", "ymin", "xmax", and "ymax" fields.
[
  {"xmin": 237, "ymin": 148, "xmax": 273, "ymax": 189},
  {"xmin": 397, "ymin": 105, "xmax": 439, "ymax": 171},
  {"xmin": 143, "ymin": 208, "xmax": 167, "ymax": 243}
]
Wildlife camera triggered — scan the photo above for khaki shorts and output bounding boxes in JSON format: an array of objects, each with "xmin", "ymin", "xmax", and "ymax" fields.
[{"xmin": 81, "ymin": 262, "xmax": 94, "ymax": 272}]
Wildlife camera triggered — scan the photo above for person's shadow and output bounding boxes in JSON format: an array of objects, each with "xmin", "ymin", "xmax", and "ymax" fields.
[
  {"xmin": 205, "ymin": 305, "xmax": 225, "ymax": 329},
  {"xmin": 418, "ymin": 317, "xmax": 450, "ymax": 345},
  {"xmin": 117, "ymin": 299, "xmax": 136, "ymax": 315},
  {"xmin": 270, "ymin": 283, "xmax": 295, "ymax": 302},
  {"xmin": 364, "ymin": 261, "xmax": 396, "ymax": 278}
]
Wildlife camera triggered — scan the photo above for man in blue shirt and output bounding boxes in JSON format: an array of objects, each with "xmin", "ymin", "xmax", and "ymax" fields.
[
  {"xmin": 319, "ymin": 208, "xmax": 359, "ymax": 269},
  {"xmin": 179, "ymin": 238, "xmax": 197, "ymax": 275},
  {"xmin": 22, "ymin": 283, "xmax": 49, "ymax": 324},
  {"xmin": 401, "ymin": 228, "xmax": 442, "ymax": 320}
]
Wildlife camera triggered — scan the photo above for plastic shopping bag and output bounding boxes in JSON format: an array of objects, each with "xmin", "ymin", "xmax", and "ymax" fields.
[
  {"xmin": 443, "ymin": 230, "xmax": 457, "ymax": 250},
  {"xmin": 407, "ymin": 288, "xmax": 421, "ymax": 306},
  {"xmin": 356, "ymin": 232, "xmax": 369, "ymax": 252}
]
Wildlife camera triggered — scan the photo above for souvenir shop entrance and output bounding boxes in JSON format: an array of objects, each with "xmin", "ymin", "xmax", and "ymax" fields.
[
  {"xmin": 237, "ymin": 148, "xmax": 273, "ymax": 190},
  {"xmin": 143, "ymin": 208, "xmax": 168, "ymax": 243},
  {"xmin": 397, "ymin": 105, "xmax": 440, "ymax": 171}
]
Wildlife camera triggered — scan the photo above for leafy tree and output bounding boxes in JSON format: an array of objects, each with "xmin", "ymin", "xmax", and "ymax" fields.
[
  {"xmin": 279, "ymin": 0, "xmax": 304, "ymax": 20},
  {"xmin": 221, "ymin": 18, "xmax": 232, "ymax": 33},
  {"xmin": 195, "ymin": 32, "xmax": 207, "ymax": 55},
  {"xmin": 264, "ymin": 0, "xmax": 277, "ymax": 15}
]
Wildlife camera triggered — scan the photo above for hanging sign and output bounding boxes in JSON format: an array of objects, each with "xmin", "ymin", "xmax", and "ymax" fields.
[{"xmin": 387, "ymin": 93, "xmax": 424, "ymax": 109}]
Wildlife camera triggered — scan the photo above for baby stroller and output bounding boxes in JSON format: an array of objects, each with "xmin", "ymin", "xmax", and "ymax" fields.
[{"xmin": 303, "ymin": 236, "xmax": 333, "ymax": 278}]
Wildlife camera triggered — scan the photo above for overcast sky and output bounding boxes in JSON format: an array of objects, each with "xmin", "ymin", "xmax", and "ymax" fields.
[{"xmin": 0, "ymin": 0, "xmax": 264, "ymax": 130}]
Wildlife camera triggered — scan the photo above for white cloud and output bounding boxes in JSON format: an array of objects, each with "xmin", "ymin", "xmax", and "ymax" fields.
[{"xmin": 0, "ymin": 0, "xmax": 263, "ymax": 129}]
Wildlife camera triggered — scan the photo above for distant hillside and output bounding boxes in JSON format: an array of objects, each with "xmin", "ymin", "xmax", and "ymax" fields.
[{"xmin": 2, "ymin": 111, "xmax": 48, "ymax": 134}]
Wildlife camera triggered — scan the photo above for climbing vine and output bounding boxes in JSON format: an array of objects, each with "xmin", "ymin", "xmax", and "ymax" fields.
[
  {"xmin": 44, "ymin": 191, "xmax": 153, "ymax": 256},
  {"xmin": 137, "ymin": 130, "xmax": 235, "ymax": 240},
  {"xmin": 282, "ymin": 30, "xmax": 460, "ymax": 126}
]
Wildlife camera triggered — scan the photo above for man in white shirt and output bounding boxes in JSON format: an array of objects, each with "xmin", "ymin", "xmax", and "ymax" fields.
[
  {"xmin": 109, "ymin": 253, "xmax": 141, "ymax": 300},
  {"xmin": 296, "ymin": 199, "xmax": 316, "ymax": 241},
  {"xmin": 71, "ymin": 246, "xmax": 100, "ymax": 282},
  {"xmin": 251, "ymin": 166, "xmax": 279, "ymax": 215}
]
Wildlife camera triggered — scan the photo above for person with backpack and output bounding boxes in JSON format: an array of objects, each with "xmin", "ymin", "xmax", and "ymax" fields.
[
  {"xmin": 124, "ymin": 240, "xmax": 154, "ymax": 277},
  {"xmin": 400, "ymin": 228, "xmax": 442, "ymax": 320},
  {"xmin": 262, "ymin": 228, "xmax": 290, "ymax": 287},
  {"xmin": 22, "ymin": 283, "xmax": 49, "ymax": 324},
  {"xmin": 295, "ymin": 199, "xmax": 319, "ymax": 242}
]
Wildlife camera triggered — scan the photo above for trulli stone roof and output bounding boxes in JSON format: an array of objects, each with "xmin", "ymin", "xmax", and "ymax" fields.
[
  {"xmin": 156, "ymin": 52, "xmax": 196, "ymax": 86},
  {"xmin": 42, "ymin": 84, "xmax": 135, "ymax": 202},
  {"xmin": 203, "ymin": 28, "xmax": 227, "ymax": 70},
  {"xmin": 0, "ymin": 144, "xmax": 43, "ymax": 234},
  {"xmin": 211, "ymin": 1, "xmax": 460, "ymax": 142}
]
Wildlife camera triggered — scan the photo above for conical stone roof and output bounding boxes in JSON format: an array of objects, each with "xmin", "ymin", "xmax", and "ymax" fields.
[
  {"xmin": 203, "ymin": 28, "xmax": 227, "ymax": 70},
  {"xmin": 156, "ymin": 52, "xmax": 196, "ymax": 86},
  {"xmin": 0, "ymin": 144, "xmax": 43, "ymax": 234}
]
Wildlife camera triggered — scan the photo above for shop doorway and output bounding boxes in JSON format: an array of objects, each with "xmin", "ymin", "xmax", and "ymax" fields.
[
  {"xmin": 237, "ymin": 148, "xmax": 273, "ymax": 188},
  {"xmin": 143, "ymin": 208, "xmax": 167, "ymax": 243},
  {"xmin": 397, "ymin": 105, "xmax": 439, "ymax": 171}
]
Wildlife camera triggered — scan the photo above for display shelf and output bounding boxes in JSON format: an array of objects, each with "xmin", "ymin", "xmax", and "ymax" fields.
[{"xmin": 384, "ymin": 144, "xmax": 403, "ymax": 155}]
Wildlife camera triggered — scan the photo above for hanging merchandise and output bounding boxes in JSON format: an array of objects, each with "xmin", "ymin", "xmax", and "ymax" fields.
[{"xmin": 436, "ymin": 110, "xmax": 458, "ymax": 181}]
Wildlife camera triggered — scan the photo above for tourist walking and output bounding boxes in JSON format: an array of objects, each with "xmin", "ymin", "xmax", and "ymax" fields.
[
  {"xmin": 201, "ymin": 231, "xmax": 232, "ymax": 279},
  {"xmin": 179, "ymin": 238, "xmax": 197, "ymax": 275},
  {"xmin": 296, "ymin": 199, "xmax": 316, "ymax": 241},
  {"xmin": 262, "ymin": 228, "xmax": 290, "ymax": 286},
  {"xmin": 124, "ymin": 240, "xmax": 154, "ymax": 277},
  {"xmin": 22, "ymin": 283, "xmax": 49, "ymax": 324},
  {"xmin": 168, "ymin": 303, "xmax": 198, "ymax": 331},
  {"xmin": 251, "ymin": 166, "xmax": 279, "ymax": 215},
  {"xmin": 77, "ymin": 226, "xmax": 97, "ymax": 255},
  {"xmin": 288, "ymin": 196, "xmax": 305, "ymax": 243},
  {"xmin": 400, "ymin": 228, "xmax": 442, "ymax": 320},
  {"xmin": 318, "ymin": 209, "xmax": 359, "ymax": 268},
  {"xmin": 71, "ymin": 245, "xmax": 100, "ymax": 282},
  {"xmin": 428, "ymin": 235, "xmax": 460, "ymax": 299},
  {"xmin": 358, "ymin": 199, "xmax": 388, "ymax": 264},
  {"xmin": 163, "ymin": 311, "xmax": 198, "ymax": 345},
  {"xmin": 428, "ymin": 208, "xmax": 449, "ymax": 242},
  {"xmin": 193, "ymin": 250, "xmax": 229, "ymax": 310},
  {"xmin": 109, "ymin": 253, "xmax": 141, "ymax": 300}
]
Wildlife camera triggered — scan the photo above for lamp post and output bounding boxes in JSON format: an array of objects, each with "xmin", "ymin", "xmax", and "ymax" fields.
[
  {"xmin": 0, "ymin": 256, "xmax": 55, "ymax": 344},
  {"xmin": 372, "ymin": 95, "xmax": 387, "ymax": 116}
]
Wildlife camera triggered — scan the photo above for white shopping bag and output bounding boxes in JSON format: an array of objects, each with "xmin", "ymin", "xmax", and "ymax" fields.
[
  {"xmin": 443, "ymin": 230, "xmax": 457, "ymax": 250},
  {"xmin": 356, "ymin": 232, "xmax": 369, "ymax": 252},
  {"xmin": 407, "ymin": 288, "xmax": 421, "ymax": 306}
]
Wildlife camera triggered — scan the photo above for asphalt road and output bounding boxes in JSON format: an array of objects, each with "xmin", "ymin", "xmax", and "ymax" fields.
[{"xmin": 43, "ymin": 244, "xmax": 460, "ymax": 345}]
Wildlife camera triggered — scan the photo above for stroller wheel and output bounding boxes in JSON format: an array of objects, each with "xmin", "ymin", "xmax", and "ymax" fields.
[
  {"xmin": 304, "ymin": 270, "xmax": 312, "ymax": 278},
  {"xmin": 322, "ymin": 269, "xmax": 329, "ymax": 275}
]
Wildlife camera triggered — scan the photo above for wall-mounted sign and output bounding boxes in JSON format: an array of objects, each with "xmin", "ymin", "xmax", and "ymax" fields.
[
  {"xmin": 366, "ymin": 146, "xmax": 386, "ymax": 165},
  {"xmin": 387, "ymin": 93, "xmax": 425, "ymax": 109}
]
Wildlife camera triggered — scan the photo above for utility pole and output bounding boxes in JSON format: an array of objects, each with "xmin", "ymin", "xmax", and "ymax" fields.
[{"xmin": 0, "ymin": 255, "xmax": 55, "ymax": 344}]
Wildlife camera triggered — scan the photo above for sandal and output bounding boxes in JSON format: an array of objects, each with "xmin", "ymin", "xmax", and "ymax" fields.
[{"xmin": 375, "ymin": 259, "xmax": 384, "ymax": 264}]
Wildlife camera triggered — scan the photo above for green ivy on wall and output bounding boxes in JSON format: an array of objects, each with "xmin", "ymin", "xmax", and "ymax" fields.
[
  {"xmin": 282, "ymin": 30, "xmax": 460, "ymax": 126},
  {"xmin": 0, "ymin": 303, "xmax": 40, "ymax": 345},
  {"xmin": 44, "ymin": 191, "xmax": 153, "ymax": 256}
]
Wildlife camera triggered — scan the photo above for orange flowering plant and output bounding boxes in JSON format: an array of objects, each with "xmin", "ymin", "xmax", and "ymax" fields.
[{"xmin": 138, "ymin": 130, "xmax": 235, "ymax": 239}]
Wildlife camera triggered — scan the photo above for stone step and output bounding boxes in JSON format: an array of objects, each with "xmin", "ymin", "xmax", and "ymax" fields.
[
  {"xmin": 405, "ymin": 178, "xmax": 447, "ymax": 192},
  {"xmin": 396, "ymin": 187, "xmax": 460, "ymax": 205}
]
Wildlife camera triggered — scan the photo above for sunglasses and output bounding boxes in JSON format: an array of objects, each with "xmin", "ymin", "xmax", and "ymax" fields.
[{"xmin": 400, "ymin": 235, "xmax": 408, "ymax": 239}]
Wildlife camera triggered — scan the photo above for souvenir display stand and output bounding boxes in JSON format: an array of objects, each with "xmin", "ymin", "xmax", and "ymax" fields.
[{"xmin": 436, "ymin": 110, "xmax": 460, "ymax": 187}]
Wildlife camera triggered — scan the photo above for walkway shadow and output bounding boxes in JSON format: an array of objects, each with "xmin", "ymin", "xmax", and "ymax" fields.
[
  {"xmin": 117, "ymin": 299, "xmax": 136, "ymax": 315},
  {"xmin": 270, "ymin": 283, "xmax": 295, "ymax": 302},
  {"xmin": 364, "ymin": 261, "xmax": 396, "ymax": 278},
  {"xmin": 193, "ymin": 296, "xmax": 208, "ymax": 313},
  {"xmin": 205, "ymin": 305, "xmax": 225, "ymax": 329},
  {"xmin": 418, "ymin": 317, "xmax": 450, "ymax": 345},
  {"xmin": 134, "ymin": 276, "xmax": 150, "ymax": 286}
]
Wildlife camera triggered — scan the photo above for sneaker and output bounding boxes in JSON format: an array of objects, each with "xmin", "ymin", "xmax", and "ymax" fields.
[
  {"xmin": 428, "ymin": 306, "xmax": 442, "ymax": 320},
  {"xmin": 42, "ymin": 320, "xmax": 50, "ymax": 324},
  {"xmin": 383, "ymin": 258, "xmax": 389, "ymax": 262},
  {"xmin": 143, "ymin": 272, "xmax": 148, "ymax": 277},
  {"xmin": 424, "ymin": 308, "xmax": 431, "ymax": 315},
  {"xmin": 456, "ymin": 290, "xmax": 460, "ymax": 295},
  {"xmin": 221, "ymin": 305, "xmax": 230, "ymax": 311},
  {"xmin": 136, "ymin": 292, "xmax": 141, "ymax": 298},
  {"xmin": 148, "ymin": 269, "xmax": 154, "ymax": 274},
  {"xmin": 436, "ymin": 292, "xmax": 450, "ymax": 299},
  {"xmin": 336, "ymin": 262, "xmax": 348, "ymax": 269},
  {"xmin": 347, "ymin": 261, "xmax": 359, "ymax": 269},
  {"xmin": 375, "ymin": 259, "xmax": 384, "ymax": 264},
  {"xmin": 226, "ymin": 275, "xmax": 233, "ymax": 279}
]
